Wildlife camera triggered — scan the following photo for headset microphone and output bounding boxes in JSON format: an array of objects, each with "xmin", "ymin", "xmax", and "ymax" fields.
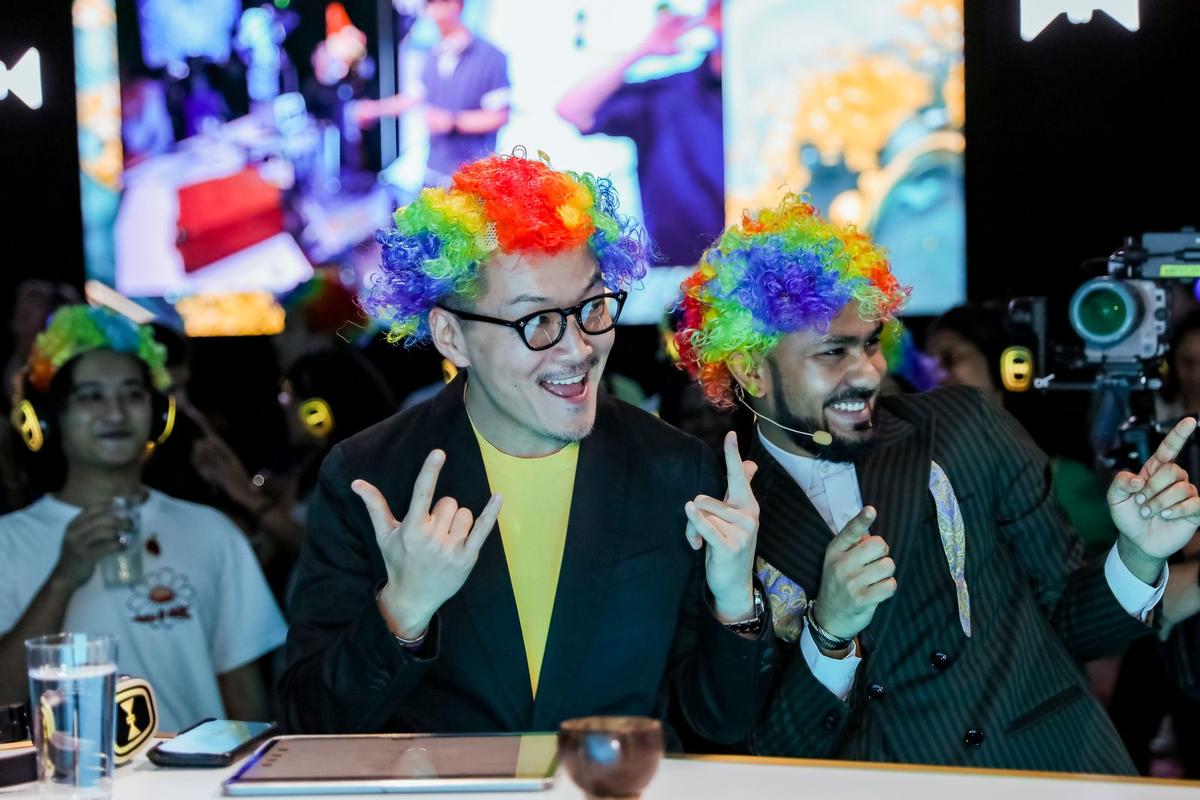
[{"xmin": 734, "ymin": 388, "xmax": 834, "ymax": 447}]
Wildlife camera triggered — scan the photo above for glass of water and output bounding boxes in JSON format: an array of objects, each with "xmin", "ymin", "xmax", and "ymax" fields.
[
  {"xmin": 99, "ymin": 496, "xmax": 143, "ymax": 589},
  {"xmin": 26, "ymin": 634, "xmax": 117, "ymax": 799}
]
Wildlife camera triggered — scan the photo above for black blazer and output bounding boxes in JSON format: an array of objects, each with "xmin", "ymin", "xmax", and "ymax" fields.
[
  {"xmin": 280, "ymin": 373, "xmax": 773, "ymax": 741},
  {"xmin": 749, "ymin": 386, "xmax": 1153, "ymax": 774}
]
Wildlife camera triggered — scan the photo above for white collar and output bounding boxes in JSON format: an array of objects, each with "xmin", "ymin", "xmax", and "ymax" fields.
[{"xmin": 757, "ymin": 426, "xmax": 854, "ymax": 493}]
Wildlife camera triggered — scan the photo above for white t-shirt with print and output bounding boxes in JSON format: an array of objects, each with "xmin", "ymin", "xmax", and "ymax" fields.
[{"xmin": 0, "ymin": 490, "xmax": 287, "ymax": 731}]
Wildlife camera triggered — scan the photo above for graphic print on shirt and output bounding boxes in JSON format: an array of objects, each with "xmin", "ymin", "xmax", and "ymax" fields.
[{"xmin": 126, "ymin": 567, "xmax": 195, "ymax": 628}]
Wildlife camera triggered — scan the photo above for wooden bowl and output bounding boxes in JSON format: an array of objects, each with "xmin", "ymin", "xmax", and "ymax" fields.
[{"xmin": 557, "ymin": 716, "xmax": 664, "ymax": 800}]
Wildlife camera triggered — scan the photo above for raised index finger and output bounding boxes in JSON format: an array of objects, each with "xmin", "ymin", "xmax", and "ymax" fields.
[
  {"xmin": 1143, "ymin": 417, "xmax": 1197, "ymax": 477},
  {"xmin": 407, "ymin": 449, "xmax": 447, "ymax": 518},
  {"xmin": 831, "ymin": 506, "xmax": 876, "ymax": 552},
  {"xmin": 722, "ymin": 431, "xmax": 753, "ymax": 506}
]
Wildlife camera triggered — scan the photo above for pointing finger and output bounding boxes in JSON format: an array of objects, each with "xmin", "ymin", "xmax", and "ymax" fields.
[
  {"xmin": 723, "ymin": 432, "xmax": 753, "ymax": 506},
  {"xmin": 1143, "ymin": 416, "xmax": 1197, "ymax": 477},
  {"xmin": 831, "ymin": 506, "xmax": 876, "ymax": 552}
]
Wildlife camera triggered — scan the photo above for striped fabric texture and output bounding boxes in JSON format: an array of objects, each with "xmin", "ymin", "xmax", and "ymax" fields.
[{"xmin": 749, "ymin": 385, "xmax": 1154, "ymax": 774}]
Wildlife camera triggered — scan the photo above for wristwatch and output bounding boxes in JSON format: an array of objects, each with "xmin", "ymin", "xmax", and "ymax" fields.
[
  {"xmin": 806, "ymin": 601, "xmax": 854, "ymax": 651},
  {"xmin": 723, "ymin": 587, "xmax": 767, "ymax": 634}
]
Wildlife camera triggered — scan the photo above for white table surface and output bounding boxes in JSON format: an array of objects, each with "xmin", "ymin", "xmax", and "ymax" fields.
[{"xmin": 6, "ymin": 744, "xmax": 1197, "ymax": 799}]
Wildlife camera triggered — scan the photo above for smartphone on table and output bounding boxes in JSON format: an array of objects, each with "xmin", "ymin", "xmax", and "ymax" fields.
[{"xmin": 146, "ymin": 719, "xmax": 277, "ymax": 767}]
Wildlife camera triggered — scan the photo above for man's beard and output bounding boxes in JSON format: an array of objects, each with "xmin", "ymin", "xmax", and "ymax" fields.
[{"xmin": 766, "ymin": 364, "xmax": 878, "ymax": 463}]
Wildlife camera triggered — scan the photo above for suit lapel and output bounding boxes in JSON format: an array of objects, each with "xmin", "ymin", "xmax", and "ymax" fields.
[
  {"xmin": 856, "ymin": 400, "xmax": 935, "ymax": 654},
  {"xmin": 751, "ymin": 433, "xmax": 835, "ymax": 598},
  {"xmin": 531, "ymin": 394, "xmax": 628, "ymax": 730},
  {"xmin": 435, "ymin": 374, "xmax": 534, "ymax": 721}
]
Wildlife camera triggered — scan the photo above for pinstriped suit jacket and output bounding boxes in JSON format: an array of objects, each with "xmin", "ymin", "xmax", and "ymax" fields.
[{"xmin": 749, "ymin": 385, "xmax": 1152, "ymax": 774}]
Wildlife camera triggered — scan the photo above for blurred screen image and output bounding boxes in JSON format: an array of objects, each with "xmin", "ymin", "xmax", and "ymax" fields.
[
  {"xmin": 73, "ymin": 0, "xmax": 963, "ymax": 333},
  {"xmin": 724, "ymin": 0, "xmax": 966, "ymax": 315}
]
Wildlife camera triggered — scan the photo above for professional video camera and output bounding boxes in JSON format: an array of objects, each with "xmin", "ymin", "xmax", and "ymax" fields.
[{"xmin": 1007, "ymin": 228, "xmax": 1200, "ymax": 471}]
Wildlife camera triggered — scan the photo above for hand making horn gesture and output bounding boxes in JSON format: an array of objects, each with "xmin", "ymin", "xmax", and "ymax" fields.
[
  {"xmin": 1108, "ymin": 416, "xmax": 1200, "ymax": 582},
  {"xmin": 684, "ymin": 431, "xmax": 761, "ymax": 623},
  {"xmin": 352, "ymin": 449, "xmax": 503, "ymax": 640}
]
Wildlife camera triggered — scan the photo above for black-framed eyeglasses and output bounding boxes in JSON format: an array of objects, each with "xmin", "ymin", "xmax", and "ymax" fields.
[{"xmin": 436, "ymin": 291, "xmax": 627, "ymax": 351}]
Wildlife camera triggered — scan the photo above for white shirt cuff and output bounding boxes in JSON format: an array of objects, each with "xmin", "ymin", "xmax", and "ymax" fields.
[
  {"xmin": 1104, "ymin": 544, "xmax": 1168, "ymax": 621},
  {"xmin": 800, "ymin": 617, "xmax": 861, "ymax": 701}
]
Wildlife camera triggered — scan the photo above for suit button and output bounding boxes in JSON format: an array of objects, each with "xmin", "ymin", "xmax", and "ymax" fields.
[
  {"xmin": 963, "ymin": 728, "xmax": 984, "ymax": 748},
  {"xmin": 867, "ymin": 683, "xmax": 887, "ymax": 700},
  {"xmin": 931, "ymin": 651, "xmax": 951, "ymax": 670},
  {"xmin": 822, "ymin": 711, "xmax": 839, "ymax": 732}
]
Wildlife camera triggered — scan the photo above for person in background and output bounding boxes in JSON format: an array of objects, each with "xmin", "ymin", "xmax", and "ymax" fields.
[
  {"xmin": 0, "ymin": 306, "xmax": 286, "ymax": 731},
  {"xmin": 1158, "ymin": 310, "xmax": 1200, "ymax": 421},
  {"xmin": 354, "ymin": 0, "xmax": 510, "ymax": 187},
  {"xmin": 557, "ymin": 1, "xmax": 723, "ymax": 267},
  {"xmin": 280, "ymin": 153, "xmax": 772, "ymax": 742},
  {"xmin": 0, "ymin": 281, "xmax": 83, "ymax": 513},
  {"xmin": 190, "ymin": 349, "xmax": 397, "ymax": 602},
  {"xmin": 675, "ymin": 196, "xmax": 1192, "ymax": 774},
  {"xmin": 925, "ymin": 303, "xmax": 1120, "ymax": 555}
]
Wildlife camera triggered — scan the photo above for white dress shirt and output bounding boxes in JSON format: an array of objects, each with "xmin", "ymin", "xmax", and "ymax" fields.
[{"xmin": 757, "ymin": 428, "xmax": 1167, "ymax": 701}]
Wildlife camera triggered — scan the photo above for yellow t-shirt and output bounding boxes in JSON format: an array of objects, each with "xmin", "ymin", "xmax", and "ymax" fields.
[{"xmin": 471, "ymin": 423, "xmax": 578, "ymax": 697}]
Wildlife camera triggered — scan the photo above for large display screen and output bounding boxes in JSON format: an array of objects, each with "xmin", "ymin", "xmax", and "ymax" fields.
[{"xmin": 73, "ymin": 0, "xmax": 964, "ymax": 333}]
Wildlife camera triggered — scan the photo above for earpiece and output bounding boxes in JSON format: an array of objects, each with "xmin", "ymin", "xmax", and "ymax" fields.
[{"xmin": 733, "ymin": 385, "xmax": 833, "ymax": 447}]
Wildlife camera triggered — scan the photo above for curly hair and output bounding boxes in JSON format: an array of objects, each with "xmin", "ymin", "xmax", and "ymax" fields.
[
  {"xmin": 21, "ymin": 305, "xmax": 171, "ymax": 395},
  {"xmin": 364, "ymin": 152, "xmax": 649, "ymax": 344},
  {"xmin": 674, "ymin": 195, "xmax": 910, "ymax": 409}
]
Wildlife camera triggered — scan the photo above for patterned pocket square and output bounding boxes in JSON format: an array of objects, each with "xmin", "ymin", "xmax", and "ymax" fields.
[
  {"xmin": 929, "ymin": 460, "xmax": 972, "ymax": 637},
  {"xmin": 755, "ymin": 557, "xmax": 807, "ymax": 643}
]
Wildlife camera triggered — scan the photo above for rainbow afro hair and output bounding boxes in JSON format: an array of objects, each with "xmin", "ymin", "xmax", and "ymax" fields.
[
  {"xmin": 675, "ymin": 194, "xmax": 910, "ymax": 409},
  {"xmin": 23, "ymin": 305, "xmax": 171, "ymax": 394},
  {"xmin": 364, "ymin": 152, "xmax": 649, "ymax": 344}
]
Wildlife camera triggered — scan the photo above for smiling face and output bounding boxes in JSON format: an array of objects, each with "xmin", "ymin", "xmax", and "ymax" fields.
[
  {"xmin": 57, "ymin": 349, "xmax": 154, "ymax": 471},
  {"xmin": 430, "ymin": 246, "xmax": 614, "ymax": 456},
  {"xmin": 740, "ymin": 303, "xmax": 886, "ymax": 462}
]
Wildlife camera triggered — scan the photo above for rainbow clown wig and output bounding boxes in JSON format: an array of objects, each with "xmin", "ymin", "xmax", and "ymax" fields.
[
  {"xmin": 365, "ymin": 152, "xmax": 649, "ymax": 344},
  {"xmin": 21, "ymin": 305, "xmax": 171, "ymax": 395},
  {"xmin": 675, "ymin": 195, "xmax": 910, "ymax": 409}
]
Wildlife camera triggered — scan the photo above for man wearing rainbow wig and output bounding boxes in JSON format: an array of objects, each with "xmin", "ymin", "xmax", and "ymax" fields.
[
  {"xmin": 676, "ymin": 195, "xmax": 1200, "ymax": 773},
  {"xmin": 281, "ymin": 153, "xmax": 773, "ymax": 741},
  {"xmin": 0, "ymin": 306, "xmax": 286, "ymax": 731}
]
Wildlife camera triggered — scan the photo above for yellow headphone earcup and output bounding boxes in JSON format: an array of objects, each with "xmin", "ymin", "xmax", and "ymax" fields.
[
  {"xmin": 11, "ymin": 399, "xmax": 45, "ymax": 453},
  {"xmin": 298, "ymin": 398, "xmax": 335, "ymax": 439},
  {"xmin": 1000, "ymin": 346, "xmax": 1034, "ymax": 392},
  {"xmin": 156, "ymin": 394, "xmax": 177, "ymax": 445}
]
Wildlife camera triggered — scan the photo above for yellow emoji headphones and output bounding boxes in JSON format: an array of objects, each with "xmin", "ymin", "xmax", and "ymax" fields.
[
  {"xmin": 281, "ymin": 379, "xmax": 336, "ymax": 440},
  {"xmin": 297, "ymin": 397, "xmax": 335, "ymax": 439},
  {"xmin": 11, "ymin": 389, "xmax": 176, "ymax": 454}
]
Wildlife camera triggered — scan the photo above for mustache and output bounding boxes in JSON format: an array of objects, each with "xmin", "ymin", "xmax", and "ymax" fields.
[
  {"xmin": 539, "ymin": 355, "xmax": 600, "ymax": 383},
  {"xmin": 824, "ymin": 388, "xmax": 877, "ymax": 407}
]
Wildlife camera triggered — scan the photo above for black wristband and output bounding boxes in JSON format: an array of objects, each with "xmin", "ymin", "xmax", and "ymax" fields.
[{"xmin": 806, "ymin": 602, "xmax": 854, "ymax": 651}]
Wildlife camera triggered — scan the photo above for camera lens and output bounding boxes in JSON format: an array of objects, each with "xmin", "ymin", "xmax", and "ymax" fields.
[{"xmin": 1069, "ymin": 278, "xmax": 1140, "ymax": 348}]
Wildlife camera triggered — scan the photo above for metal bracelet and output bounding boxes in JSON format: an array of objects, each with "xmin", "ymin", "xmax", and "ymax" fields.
[{"xmin": 806, "ymin": 602, "xmax": 853, "ymax": 651}]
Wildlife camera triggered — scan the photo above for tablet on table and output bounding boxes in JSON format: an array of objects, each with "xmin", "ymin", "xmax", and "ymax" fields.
[{"xmin": 222, "ymin": 733, "xmax": 557, "ymax": 795}]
